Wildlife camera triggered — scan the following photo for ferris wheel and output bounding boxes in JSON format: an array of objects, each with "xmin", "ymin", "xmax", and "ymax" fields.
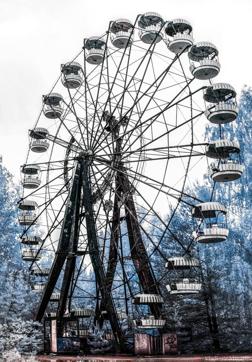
[{"xmin": 18, "ymin": 13, "xmax": 243, "ymax": 353}]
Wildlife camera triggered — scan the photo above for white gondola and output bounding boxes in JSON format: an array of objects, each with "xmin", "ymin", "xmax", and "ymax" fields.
[
  {"xmin": 165, "ymin": 256, "xmax": 199, "ymax": 270},
  {"xmin": 206, "ymin": 139, "xmax": 244, "ymax": 182},
  {"xmin": 21, "ymin": 236, "xmax": 41, "ymax": 245},
  {"xmin": 22, "ymin": 175, "xmax": 41, "ymax": 189},
  {"xmin": 50, "ymin": 293, "xmax": 60, "ymax": 301},
  {"xmin": 204, "ymin": 83, "xmax": 237, "ymax": 103},
  {"xmin": 32, "ymin": 284, "xmax": 45, "ymax": 292},
  {"xmin": 133, "ymin": 316, "xmax": 166, "ymax": 328},
  {"xmin": 110, "ymin": 19, "xmax": 133, "ymax": 48},
  {"xmin": 31, "ymin": 267, "xmax": 50, "ymax": 276},
  {"xmin": 205, "ymin": 102, "xmax": 238, "ymax": 124},
  {"xmin": 188, "ymin": 42, "xmax": 220, "ymax": 80},
  {"xmin": 30, "ymin": 140, "xmax": 49, "ymax": 153},
  {"xmin": 61, "ymin": 61, "xmax": 83, "ymax": 89},
  {"xmin": 206, "ymin": 139, "xmax": 240, "ymax": 159},
  {"xmin": 30, "ymin": 139, "xmax": 49, "ymax": 153},
  {"xmin": 192, "ymin": 202, "xmax": 227, "ymax": 218},
  {"xmin": 29, "ymin": 128, "xmax": 49, "ymax": 153},
  {"xmin": 192, "ymin": 202, "xmax": 229, "ymax": 243},
  {"xmin": 195, "ymin": 226, "xmax": 229, "ymax": 243},
  {"xmin": 73, "ymin": 309, "xmax": 94, "ymax": 318},
  {"xmin": 138, "ymin": 12, "xmax": 164, "ymax": 44},
  {"xmin": 165, "ymin": 19, "xmax": 193, "ymax": 54},
  {"xmin": 22, "ymin": 249, "xmax": 41, "ymax": 261},
  {"xmin": 133, "ymin": 293, "xmax": 163, "ymax": 304},
  {"xmin": 84, "ymin": 37, "xmax": 106, "ymax": 65},
  {"xmin": 204, "ymin": 83, "xmax": 238, "ymax": 124},
  {"xmin": 166, "ymin": 278, "xmax": 201, "ymax": 294},
  {"xmin": 43, "ymin": 93, "xmax": 64, "ymax": 119},
  {"xmin": 209, "ymin": 161, "xmax": 244, "ymax": 182},
  {"xmin": 22, "ymin": 164, "xmax": 41, "ymax": 174},
  {"xmin": 18, "ymin": 200, "xmax": 38, "ymax": 226},
  {"xmin": 22, "ymin": 165, "xmax": 41, "ymax": 189},
  {"xmin": 18, "ymin": 200, "xmax": 38, "ymax": 210},
  {"xmin": 19, "ymin": 212, "xmax": 37, "ymax": 225}
]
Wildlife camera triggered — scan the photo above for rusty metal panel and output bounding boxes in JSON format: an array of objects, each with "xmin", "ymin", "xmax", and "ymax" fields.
[
  {"xmin": 150, "ymin": 335, "xmax": 162, "ymax": 355},
  {"xmin": 162, "ymin": 333, "xmax": 177, "ymax": 354},
  {"xmin": 134, "ymin": 333, "xmax": 151, "ymax": 355}
]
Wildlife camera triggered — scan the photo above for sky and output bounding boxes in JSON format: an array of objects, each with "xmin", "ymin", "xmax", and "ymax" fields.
[{"xmin": 0, "ymin": 0, "xmax": 252, "ymax": 179}]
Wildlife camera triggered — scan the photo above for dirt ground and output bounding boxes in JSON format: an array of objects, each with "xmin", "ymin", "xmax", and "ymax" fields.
[{"xmin": 36, "ymin": 353, "xmax": 252, "ymax": 362}]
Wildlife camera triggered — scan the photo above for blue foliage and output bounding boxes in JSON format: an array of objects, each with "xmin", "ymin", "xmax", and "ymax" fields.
[
  {"xmin": 194, "ymin": 86, "xmax": 252, "ymax": 350},
  {"xmin": 0, "ymin": 163, "xmax": 43, "ymax": 356},
  {"xmin": 150, "ymin": 86, "xmax": 252, "ymax": 352},
  {"xmin": 0, "ymin": 164, "xmax": 23, "ymax": 274}
]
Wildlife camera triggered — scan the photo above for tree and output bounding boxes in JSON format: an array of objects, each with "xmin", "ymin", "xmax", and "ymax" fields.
[
  {"xmin": 0, "ymin": 162, "xmax": 43, "ymax": 358},
  {"xmin": 197, "ymin": 86, "xmax": 252, "ymax": 351},
  {"xmin": 150, "ymin": 86, "xmax": 252, "ymax": 353}
]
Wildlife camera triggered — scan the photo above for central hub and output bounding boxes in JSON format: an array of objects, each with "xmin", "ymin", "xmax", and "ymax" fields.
[{"xmin": 79, "ymin": 149, "xmax": 93, "ymax": 159}]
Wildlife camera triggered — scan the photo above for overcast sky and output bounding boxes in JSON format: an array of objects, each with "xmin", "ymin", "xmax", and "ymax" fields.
[{"xmin": 0, "ymin": 0, "xmax": 251, "ymax": 178}]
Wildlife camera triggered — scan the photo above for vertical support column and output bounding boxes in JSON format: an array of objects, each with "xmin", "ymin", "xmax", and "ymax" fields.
[
  {"xmin": 36, "ymin": 162, "xmax": 83, "ymax": 322},
  {"xmin": 97, "ymin": 187, "xmax": 121, "ymax": 326},
  {"xmin": 118, "ymin": 168, "xmax": 163, "ymax": 318},
  {"xmin": 81, "ymin": 158, "xmax": 126, "ymax": 352},
  {"xmin": 57, "ymin": 161, "xmax": 84, "ymax": 330},
  {"xmin": 97, "ymin": 135, "xmax": 123, "ymax": 323}
]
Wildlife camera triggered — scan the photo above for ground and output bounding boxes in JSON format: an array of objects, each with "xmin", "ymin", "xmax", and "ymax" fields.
[{"xmin": 36, "ymin": 354, "xmax": 252, "ymax": 361}]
